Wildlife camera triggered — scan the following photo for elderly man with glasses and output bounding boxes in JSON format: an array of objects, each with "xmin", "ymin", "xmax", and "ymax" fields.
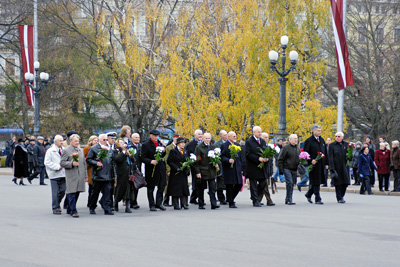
[{"xmin": 328, "ymin": 132, "xmax": 350, "ymax": 203}]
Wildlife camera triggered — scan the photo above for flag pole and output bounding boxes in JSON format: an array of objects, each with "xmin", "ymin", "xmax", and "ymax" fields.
[
  {"xmin": 336, "ymin": 0, "xmax": 346, "ymax": 133},
  {"xmin": 34, "ymin": 0, "xmax": 38, "ymax": 82}
]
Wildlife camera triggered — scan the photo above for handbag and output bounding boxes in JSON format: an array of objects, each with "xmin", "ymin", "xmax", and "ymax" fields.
[
  {"xmin": 330, "ymin": 169, "xmax": 338, "ymax": 181},
  {"xmin": 132, "ymin": 169, "xmax": 147, "ymax": 189}
]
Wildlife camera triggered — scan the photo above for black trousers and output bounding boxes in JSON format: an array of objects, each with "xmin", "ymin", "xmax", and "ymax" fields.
[
  {"xmin": 378, "ymin": 174, "xmax": 390, "ymax": 191},
  {"xmin": 249, "ymin": 178, "xmax": 267, "ymax": 203},
  {"xmin": 305, "ymin": 185, "xmax": 321, "ymax": 202},
  {"xmin": 360, "ymin": 175, "xmax": 372, "ymax": 194},
  {"xmin": 89, "ymin": 181, "xmax": 112, "ymax": 211},
  {"xmin": 196, "ymin": 179, "xmax": 217, "ymax": 207},
  {"xmin": 190, "ymin": 178, "xmax": 199, "ymax": 203},
  {"xmin": 370, "ymin": 169, "xmax": 376, "ymax": 186},
  {"xmin": 131, "ymin": 187, "xmax": 139, "ymax": 206},
  {"xmin": 226, "ymin": 184, "xmax": 242, "ymax": 204},
  {"xmin": 393, "ymin": 169, "xmax": 400, "ymax": 192},
  {"xmin": 335, "ymin": 184, "xmax": 348, "ymax": 201},
  {"xmin": 172, "ymin": 196, "xmax": 188, "ymax": 208},
  {"xmin": 147, "ymin": 179, "xmax": 166, "ymax": 208}
]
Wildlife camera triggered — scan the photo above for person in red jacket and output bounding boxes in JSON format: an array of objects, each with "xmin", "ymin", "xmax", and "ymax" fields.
[{"xmin": 374, "ymin": 143, "xmax": 391, "ymax": 192}]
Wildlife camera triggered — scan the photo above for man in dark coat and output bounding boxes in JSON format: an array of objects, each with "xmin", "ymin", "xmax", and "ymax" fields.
[
  {"xmin": 214, "ymin": 130, "xmax": 228, "ymax": 205},
  {"xmin": 221, "ymin": 131, "xmax": 243, "ymax": 208},
  {"xmin": 86, "ymin": 133, "xmax": 115, "ymax": 215},
  {"xmin": 27, "ymin": 136, "xmax": 47, "ymax": 185},
  {"xmin": 194, "ymin": 132, "xmax": 220, "ymax": 209},
  {"xmin": 245, "ymin": 126, "xmax": 269, "ymax": 207},
  {"xmin": 6, "ymin": 136, "xmax": 16, "ymax": 167},
  {"xmin": 303, "ymin": 125, "xmax": 329, "ymax": 205},
  {"xmin": 328, "ymin": 132, "xmax": 350, "ymax": 203},
  {"xmin": 27, "ymin": 138, "xmax": 36, "ymax": 175},
  {"xmin": 257, "ymin": 132, "xmax": 275, "ymax": 206},
  {"xmin": 130, "ymin": 133, "xmax": 142, "ymax": 209},
  {"xmin": 140, "ymin": 129, "xmax": 167, "ymax": 211},
  {"xmin": 278, "ymin": 134, "xmax": 301, "ymax": 205},
  {"xmin": 185, "ymin": 129, "xmax": 203, "ymax": 204},
  {"xmin": 12, "ymin": 138, "xmax": 29, "ymax": 185}
]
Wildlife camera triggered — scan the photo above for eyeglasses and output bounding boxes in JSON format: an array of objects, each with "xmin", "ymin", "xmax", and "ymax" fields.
[
  {"xmin": 102, "ymin": 139, "xmax": 108, "ymax": 141},
  {"xmin": 335, "ymin": 136, "xmax": 342, "ymax": 138}
]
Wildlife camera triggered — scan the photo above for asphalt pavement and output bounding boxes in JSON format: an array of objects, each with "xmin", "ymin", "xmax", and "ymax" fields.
[{"xmin": 1, "ymin": 172, "xmax": 400, "ymax": 267}]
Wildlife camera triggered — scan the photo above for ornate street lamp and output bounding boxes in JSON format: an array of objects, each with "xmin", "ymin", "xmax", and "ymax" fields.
[
  {"xmin": 24, "ymin": 61, "xmax": 49, "ymax": 136},
  {"xmin": 269, "ymin": 36, "xmax": 298, "ymax": 141}
]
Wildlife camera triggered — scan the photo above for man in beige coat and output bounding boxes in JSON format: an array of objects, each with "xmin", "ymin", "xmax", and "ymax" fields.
[{"xmin": 61, "ymin": 134, "xmax": 87, "ymax": 218}]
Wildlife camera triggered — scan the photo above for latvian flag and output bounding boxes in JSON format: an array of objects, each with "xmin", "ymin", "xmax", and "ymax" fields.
[
  {"xmin": 330, "ymin": 0, "xmax": 354, "ymax": 90},
  {"xmin": 18, "ymin": 25, "xmax": 35, "ymax": 106}
]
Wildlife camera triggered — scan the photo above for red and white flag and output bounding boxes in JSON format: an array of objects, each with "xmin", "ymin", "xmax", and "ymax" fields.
[
  {"xmin": 18, "ymin": 25, "xmax": 35, "ymax": 106},
  {"xmin": 330, "ymin": 0, "xmax": 354, "ymax": 90}
]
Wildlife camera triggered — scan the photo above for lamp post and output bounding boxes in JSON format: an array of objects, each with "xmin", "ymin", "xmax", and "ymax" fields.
[
  {"xmin": 24, "ymin": 61, "xmax": 49, "ymax": 136},
  {"xmin": 269, "ymin": 36, "xmax": 298, "ymax": 141}
]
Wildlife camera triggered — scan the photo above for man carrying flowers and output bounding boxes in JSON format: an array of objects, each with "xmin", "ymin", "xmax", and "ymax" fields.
[
  {"xmin": 303, "ymin": 125, "xmax": 329, "ymax": 205},
  {"xmin": 220, "ymin": 131, "xmax": 243, "ymax": 208},
  {"xmin": 194, "ymin": 133, "xmax": 220, "ymax": 210}
]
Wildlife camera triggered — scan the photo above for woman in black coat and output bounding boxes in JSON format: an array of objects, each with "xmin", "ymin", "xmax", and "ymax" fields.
[
  {"xmin": 13, "ymin": 138, "xmax": 29, "ymax": 185},
  {"xmin": 114, "ymin": 139, "xmax": 136, "ymax": 213},
  {"xmin": 167, "ymin": 137, "xmax": 190, "ymax": 210}
]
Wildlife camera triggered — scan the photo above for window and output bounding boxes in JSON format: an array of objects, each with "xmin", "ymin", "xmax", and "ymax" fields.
[
  {"xmin": 394, "ymin": 7, "xmax": 398, "ymax": 14},
  {"xmin": 5, "ymin": 58, "xmax": 15, "ymax": 76},
  {"xmin": 376, "ymin": 5, "xmax": 379, "ymax": 13},
  {"xmin": 376, "ymin": 28, "xmax": 384, "ymax": 42},
  {"xmin": 358, "ymin": 26, "xmax": 367, "ymax": 43},
  {"xmin": 395, "ymin": 29, "xmax": 400, "ymax": 42}
]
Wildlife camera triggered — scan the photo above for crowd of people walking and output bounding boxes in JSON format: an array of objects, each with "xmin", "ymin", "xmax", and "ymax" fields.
[{"xmin": 6, "ymin": 125, "xmax": 400, "ymax": 218}]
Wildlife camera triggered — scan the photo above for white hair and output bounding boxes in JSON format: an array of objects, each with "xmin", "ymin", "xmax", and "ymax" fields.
[
  {"xmin": 392, "ymin": 140, "xmax": 399, "ymax": 147},
  {"xmin": 289, "ymin": 134, "xmax": 298, "ymax": 140},
  {"xmin": 335, "ymin": 132, "xmax": 344, "ymax": 137},
  {"xmin": 252, "ymin": 126, "xmax": 261, "ymax": 133},
  {"xmin": 219, "ymin": 130, "xmax": 227, "ymax": 136},
  {"xmin": 194, "ymin": 129, "xmax": 203, "ymax": 135},
  {"xmin": 203, "ymin": 132, "xmax": 211, "ymax": 138},
  {"xmin": 69, "ymin": 134, "xmax": 80, "ymax": 141},
  {"xmin": 54, "ymin": 135, "xmax": 63, "ymax": 142},
  {"xmin": 312, "ymin": 125, "xmax": 321, "ymax": 131}
]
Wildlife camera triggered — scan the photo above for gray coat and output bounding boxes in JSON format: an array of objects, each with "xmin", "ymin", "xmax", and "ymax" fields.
[{"xmin": 61, "ymin": 145, "xmax": 87, "ymax": 194}]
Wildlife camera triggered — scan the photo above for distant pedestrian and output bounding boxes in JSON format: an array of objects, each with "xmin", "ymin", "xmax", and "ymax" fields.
[
  {"xmin": 83, "ymin": 135, "xmax": 98, "ymax": 207},
  {"xmin": 12, "ymin": 138, "xmax": 29, "ymax": 186},
  {"xmin": 391, "ymin": 140, "xmax": 400, "ymax": 192},
  {"xmin": 358, "ymin": 146, "xmax": 376, "ymax": 195},
  {"xmin": 27, "ymin": 136, "xmax": 47, "ymax": 185},
  {"xmin": 375, "ymin": 143, "xmax": 391, "ymax": 192}
]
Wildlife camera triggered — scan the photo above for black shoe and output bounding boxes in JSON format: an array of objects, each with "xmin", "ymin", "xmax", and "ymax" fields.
[
  {"xmin": 229, "ymin": 204, "xmax": 237, "ymax": 208},
  {"xmin": 260, "ymin": 203, "xmax": 265, "ymax": 205},
  {"xmin": 220, "ymin": 201, "xmax": 228, "ymax": 205},
  {"xmin": 125, "ymin": 206, "xmax": 132, "ymax": 213},
  {"xmin": 305, "ymin": 194, "xmax": 313, "ymax": 203},
  {"xmin": 19, "ymin": 181, "xmax": 26, "ymax": 186},
  {"xmin": 267, "ymin": 203, "xmax": 275, "ymax": 206},
  {"xmin": 132, "ymin": 205, "xmax": 140, "ymax": 209},
  {"xmin": 163, "ymin": 202, "xmax": 172, "ymax": 207},
  {"xmin": 156, "ymin": 205, "xmax": 166, "ymax": 211},
  {"xmin": 391, "ymin": 190, "xmax": 399, "ymax": 192},
  {"xmin": 104, "ymin": 210, "xmax": 114, "ymax": 215},
  {"xmin": 198, "ymin": 206, "xmax": 205, "ymax": 210},
  {"xmin": 297, "ymin": 185, "xmax": 301, "ymax": 192},
  {"xmin": 174, "ymin": 206, "xmax": 181, "ymax": 210},
  {"xmin": 150, "ymin": 207, "xmax": 157, "ymax": 211},
  {"xmin": 190, "ymin": 200, "xmax": 199, "ymax": 205},
  {"xmin": 211, "ymin": 205, "xmax": 220, "ymax": 210},
  {"xmin": 315, "ymin": 201, "xmax": 324, "ymax": 205},
  {"xmin": 114, "ymin": 203, "xmax": 119, "ymax": 212},
  {"xmin": 253, "ymin": 201, "xmax": 261, "ymax": 207},
  {"xmin": 368, "ymin": 192, "xmax": 374, "ymax": 195},
  {"xmin": 89, "ymin": 209, "xmax": 96, "ymax": 214},
  {"xmin": 27, "ymin": 177, "xmax": 32, "ymax": 184},
  {"xmin": 182, "ymin": 205, "xmax": 189, "ymax": 210},
  {"xmin": 40, "ymin": 183, "xmax": 47, "ymax": 186},
  {"xmin": 380, "ymin": 189, "xmax": 384, "ymax": 192},
  {"xmin": 360, "ymin": 193, "xmax": 366, "ymax": 195},
  {"xmin": 285, "ymin": 201, "xmax": 296, "ymax": 205},
  {"xmin": 338, "ymin": 199, "xmax": 345, "ymax": 204},
  {"xmin": 12, "ymin": 178, "xmax": 17, "ymax": 185}
]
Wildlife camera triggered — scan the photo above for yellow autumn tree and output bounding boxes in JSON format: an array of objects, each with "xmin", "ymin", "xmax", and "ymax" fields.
[{"xmin": 159, "ymin": 0, "xmax": 345, "ymax": 140}]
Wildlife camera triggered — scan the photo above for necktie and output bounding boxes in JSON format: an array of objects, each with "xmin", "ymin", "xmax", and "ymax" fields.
[
  {"xmin": 59, "ymin": 148, "xmax": 62, "ymax": 156},
  {"xmin": 317, "ymin": 137, "xmax": 320, "ymax": 142},
  {"xmin": 257, "ymin": 139, "xmax": 260, "ymax": 144}
]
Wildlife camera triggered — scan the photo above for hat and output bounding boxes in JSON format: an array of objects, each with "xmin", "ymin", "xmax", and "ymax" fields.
[
  {"xmin": 44, "ymin": 139, "xmax": 48, "ymax": 142},
  {"xmin": 366, "ymin": 135, "xmax": 372, "ymax": 140},
  {"xmin": 18, "ymin": 138, "xmax": 24, "ymax": 143},
  {"xmin": 149, "ymin": 129, "xmax": 160, "ymax": 135},
  {"xmin": 107, "ymin": 131, "xmax": 117, "ymax": 138},
  {"xmin": 30, "ymin": 138, "xmax": 36, "ymax": 142},
  {"xmin": 173, "ymin": 134, "xmax": 180, "ymax": 138},
  {"xmin": 176, "ymin": 137, "xmax": 185, "ymax": 144},
  {"xmin": 67, "ymin": 130, "xmax": 78, "ymax": 137},
  {"xmin": 37, "ymin": 136, "xmax": 44, "ymax": 140}
]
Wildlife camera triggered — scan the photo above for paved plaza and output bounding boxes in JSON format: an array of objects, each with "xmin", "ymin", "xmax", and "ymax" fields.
[{"xmin": 0, "ymin": 172, "xmax": 399, "ymax": 267}]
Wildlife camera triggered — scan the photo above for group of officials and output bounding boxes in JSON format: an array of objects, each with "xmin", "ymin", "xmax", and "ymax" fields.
[{"xmin": 12, "ymin": 124, "xmax": 353, "ymax": 218}]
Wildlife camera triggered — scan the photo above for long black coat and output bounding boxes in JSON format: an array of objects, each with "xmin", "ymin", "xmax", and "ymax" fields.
[
  {"xmin": 14, "ymin": 144, "xmax": 29, "ymax": 177},
  {"xmin": 328, "ymin": 141, "xmax": 350, "ymax": 185},
  {"xmin": 114, "ymin": 148, "xmax": 135, "ymax": 202},
  {"xmin": 303, "ymin": 136, "xmax": 329, "ymax": 185},
  {"xmin": 167, "ymin": 147, "xmax": 190, "ymax": 197},
  {"xmin": 185, "ymin": 139, "xmax": 200, "ymax": 176},
  {"xmin": 141, "ymin": 139, "xmax": 166, "ymax": 187},
  {"xmin": 245, "ymin": 136, "xmax": 267, "ymax": 180},
  {"xmin": 194, "ymin": 142, "xmax": 218, "ymax": 180},
  {"xmin": 221, "ymin": 141, "xmax": 243, "ymax": 185}
]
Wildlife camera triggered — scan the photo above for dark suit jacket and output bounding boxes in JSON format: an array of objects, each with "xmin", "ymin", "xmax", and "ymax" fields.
[
  {"xmin": 221, "ymin": 141, "xmax": 242, "ymax": 185},
  {"xmin": 185, "ymin": 139, "xmax": 200, "ymax": 176},
  {"xmin": 245, "ymin": 136, "xmax": 267, "ymax": 180},
  {"xmin": 194, "ymin": 142, "xmax": 217, "ymax": 180},
  {"xmin": 141, "ymin": 139, "xmax": 166, "ymax": 187},
  {"xmin": 33, "ymin": 143, "xmax": 46, "ymax": 167},
  {"xmin": 303, "ymin": 136, "xmax": 329, "ymax": 185}
]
